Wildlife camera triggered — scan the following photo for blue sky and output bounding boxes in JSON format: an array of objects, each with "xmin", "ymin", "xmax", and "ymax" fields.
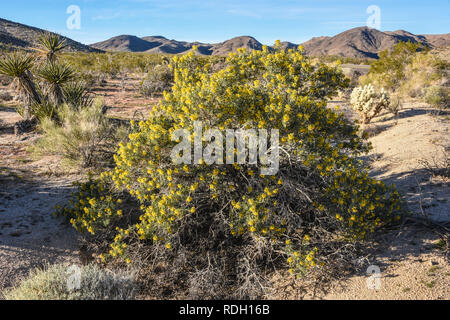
[{"xmin": 1, "ymin": 0, "xmax": 449, "ymax": 45}]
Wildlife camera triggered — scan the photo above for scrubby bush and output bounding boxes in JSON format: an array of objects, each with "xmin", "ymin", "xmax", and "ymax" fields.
[
  {"xmin": 140, "ymin": 64, "xmax": 174, "ymax": 97},
  {"xmin": 361, "ymin": 41, "xmax": 423, "ymax": 91},
  {"xmin": 423, "ymin": 86, "xmax": 449, "ymax": 112},
  {"xmin": 33, "ymin": 98, "xmax": 122, "ymax": 169},
  {"xmin": 386, "ymin": 94, "xmax": 402, "ymax": 118},
  {"xmin": 26, "ymin": 100, "xmax": 58, "ymax": 121},
  {"xmin": 359, "ymin": 42, "xmax": 448, "ymax": 105},
  {"xmin": 59, "ymin": 46, "xmax": 401, "ymax": 298},
  {"xmin": 350, "ymin": 84, "xmax": 390, "ymax": 124},
  {"xmin": 60, "ymin": 52, "xmax": 170, "ymax": 76},
  {"xmin": 3, "ymin": 264, "xmax": 136, "ymax": 300}
]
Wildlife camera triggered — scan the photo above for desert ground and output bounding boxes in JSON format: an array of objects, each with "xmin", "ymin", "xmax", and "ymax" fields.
[{"xmin": 0, "ymin": 67, "xmax": 448, "ymax": 299}]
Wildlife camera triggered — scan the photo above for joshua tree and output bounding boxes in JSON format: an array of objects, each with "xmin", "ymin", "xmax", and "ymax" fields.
[
  {"xmin": 0, "ymin": 52, "xmax": 41, "ymax": 118},
  {"xmin": 34, "ymin": 32, "xmax": 68, "ymax": 63},
  {"xmin": 37, "ymin": 62, "xmax": 75, "ymax": 105},
  {"xmin": 62, "ymin": 80, "xmax": 93, "ymax": 110}
]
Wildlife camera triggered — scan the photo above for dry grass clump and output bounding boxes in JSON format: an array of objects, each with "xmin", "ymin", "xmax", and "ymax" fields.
[
  {"xmin": 32, "ymin": 98, "xmax": 127, "ymax": 169},
  {"xmin": 423, "ymin": 86, "xmax": 449, "ymax": 114},
  {"xmin": 3, "ymin": 264, "xmax": 137, "ymax": 300},
  {"xmin": 140, "ymin": 63, "xmax": 174, "ymax": 97}
]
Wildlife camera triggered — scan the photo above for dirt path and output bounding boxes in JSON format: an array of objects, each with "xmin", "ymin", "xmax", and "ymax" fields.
[{"xmin": 0, "ymin": 109, "xmax": 81, "ymax": 290}]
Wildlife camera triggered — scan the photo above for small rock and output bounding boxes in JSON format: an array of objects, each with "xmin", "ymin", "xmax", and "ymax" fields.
[{"xmin": 429, "ymin": 261, "xmax": 438, "ymax": 266}]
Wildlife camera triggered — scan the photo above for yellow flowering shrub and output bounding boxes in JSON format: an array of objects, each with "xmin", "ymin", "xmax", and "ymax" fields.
[{"xmin": 59, "ymin": 45, "xmax": 401, "ymax": 297}]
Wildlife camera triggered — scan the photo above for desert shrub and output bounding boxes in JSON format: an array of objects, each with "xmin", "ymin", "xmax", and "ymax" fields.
[
  {"xmin": 362, "ymin": 41, "xmax": 423, "ymax": 91},
  {"xmin": 33, "ymin": 98, "xmax": 121, "ymax": 168},
  {"xmin": 359, "ymin": 42, "xmax": 447, "ymax": 104},
  {"xmin": 399, "ymin": 51, "xmax": 448, "ymax": 99},
  {"xmin": 386, "ymin": 94, "xmax": 402, "ymax": 118},
  {"xmin": 78, "ymin": 71, "xmax": 107, "ymax": 87},
  {"xmin": 350, "ymin": 84, "xmax": 390, "ymax": 124},
  {"xmin": 419, "ymin": 152, "xmax": 450, "ymax": 180},
  {"xmin": 60, "ymin": 52, "xmax": 224, "ymax": 77},
  {"xmin": 140, "ymin": 64, "xmax": 174, "ymax": 97},
  {"xmin": 62, "ymin": 80, "xmax": 93, "ymax": 110},
  {"xmin": 23, "ymin": 100, "xmax": 58, "ymax": 121},
  {"xmin": 423, "ymin": 86, "xmax": 449, "ymax": 112},
  {"xmin": 3, "ymin": 264, "xmax": 136, "ymax": 300},
  {"xmin": 59, "ymin": 46, "xmax": 401, "ymax": 298}
]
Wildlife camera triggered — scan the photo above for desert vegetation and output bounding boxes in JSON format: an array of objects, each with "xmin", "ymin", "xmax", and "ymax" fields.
[
  {"xmin": 0, "ymin": 32, "xmax": 448, "ymax": 300},
  {"xmin": 3, "ymin": 264, "xmax": 136, "ymax": 300},
  {"xmin": 357, "ymin": 41, "xmax": 449, "ymax": 115},
  {"xmin": 55, "ymin": 44, "xmax": 402, "ymax": 298}
]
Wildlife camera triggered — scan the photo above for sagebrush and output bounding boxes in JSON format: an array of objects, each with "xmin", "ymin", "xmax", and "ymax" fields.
[{"xmin": 3, "ymin": 264, "xmax": 136, "ymax": 300}]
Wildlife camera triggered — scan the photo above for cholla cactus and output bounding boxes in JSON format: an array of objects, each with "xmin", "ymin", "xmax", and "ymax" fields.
[{"xmin": 350, "ymin": 84, "xmax": 390, "ymax": 124}]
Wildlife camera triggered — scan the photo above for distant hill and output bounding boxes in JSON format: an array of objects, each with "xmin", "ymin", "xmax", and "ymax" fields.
[
  {"xmin": 0, "ymin": 18, "xmax": 101, "ymax": 52},
  {"xmin": 208, "ymin": 36, "xmax": 263, "ymax": 56},
  {"xmin": 302, "ymin": 27, "xmax": 450, "ymax": 59},
  {"xmin": 90, "ymin": 35, "xmax": 158, "ymax": 52},
  {"xmin": 2, "ymin": 17, "xmax": 449, "ymax": 59},
  {"xmin": 91, "ymin": 35, "xmax": 265, "ymax": 56},
  {"xmin": 91, "ymin": 27, "xmax": 450, "ymax": 58}
]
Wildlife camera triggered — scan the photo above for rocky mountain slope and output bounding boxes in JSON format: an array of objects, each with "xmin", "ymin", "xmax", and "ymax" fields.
[
  {"xmin": 0, "ymin": 18, "xmax": 101, "ymax": 52},
  {"xmin": 302, "ymin": 27, "xmax": 450, "ymax": 59}
]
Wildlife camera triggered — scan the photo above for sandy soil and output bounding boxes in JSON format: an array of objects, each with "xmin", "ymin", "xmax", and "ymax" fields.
[
  {"xmin": 298, "ymin": 102, "xmax": 450, "ymax": 300},
  {"xmin": 92, "ymin": 77, "xmax": 157, "ymax": 119},
  {"xmin": 0, "ymin": 109, "xmax": 81, "ymax": 290},
  {"xmin": 367, "ymin": 104, "xmax": 449, "ymax": 222}
]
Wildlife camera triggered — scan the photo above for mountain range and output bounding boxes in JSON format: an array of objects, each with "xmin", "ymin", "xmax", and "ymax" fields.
[
  {"xmin": 1, "ymin": 17, "xmax": 449, "ymax": 59},
  {"xmin": 0, "ymin": 18, "xmax": 101, "ymax": 52},
  {"xmin": 91, "ymin": 27, "xmax": 450, "ymax": 59}
]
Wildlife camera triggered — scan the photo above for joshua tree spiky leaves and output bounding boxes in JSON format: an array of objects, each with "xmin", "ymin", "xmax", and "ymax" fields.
[
  {"xmin": 62, "ymin": 81, "xmax": 93, "ymax": 110},
  {"xmin": 0, "ymin": 52, "xmax": 41, "ymax": 118},
  {"xmin": 34, "ymin": 32, "xmax": 68, "ymax": 63},
  {"xmin": 37, "ymin": 62, "xmax": 75, "ymax": 105}
]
